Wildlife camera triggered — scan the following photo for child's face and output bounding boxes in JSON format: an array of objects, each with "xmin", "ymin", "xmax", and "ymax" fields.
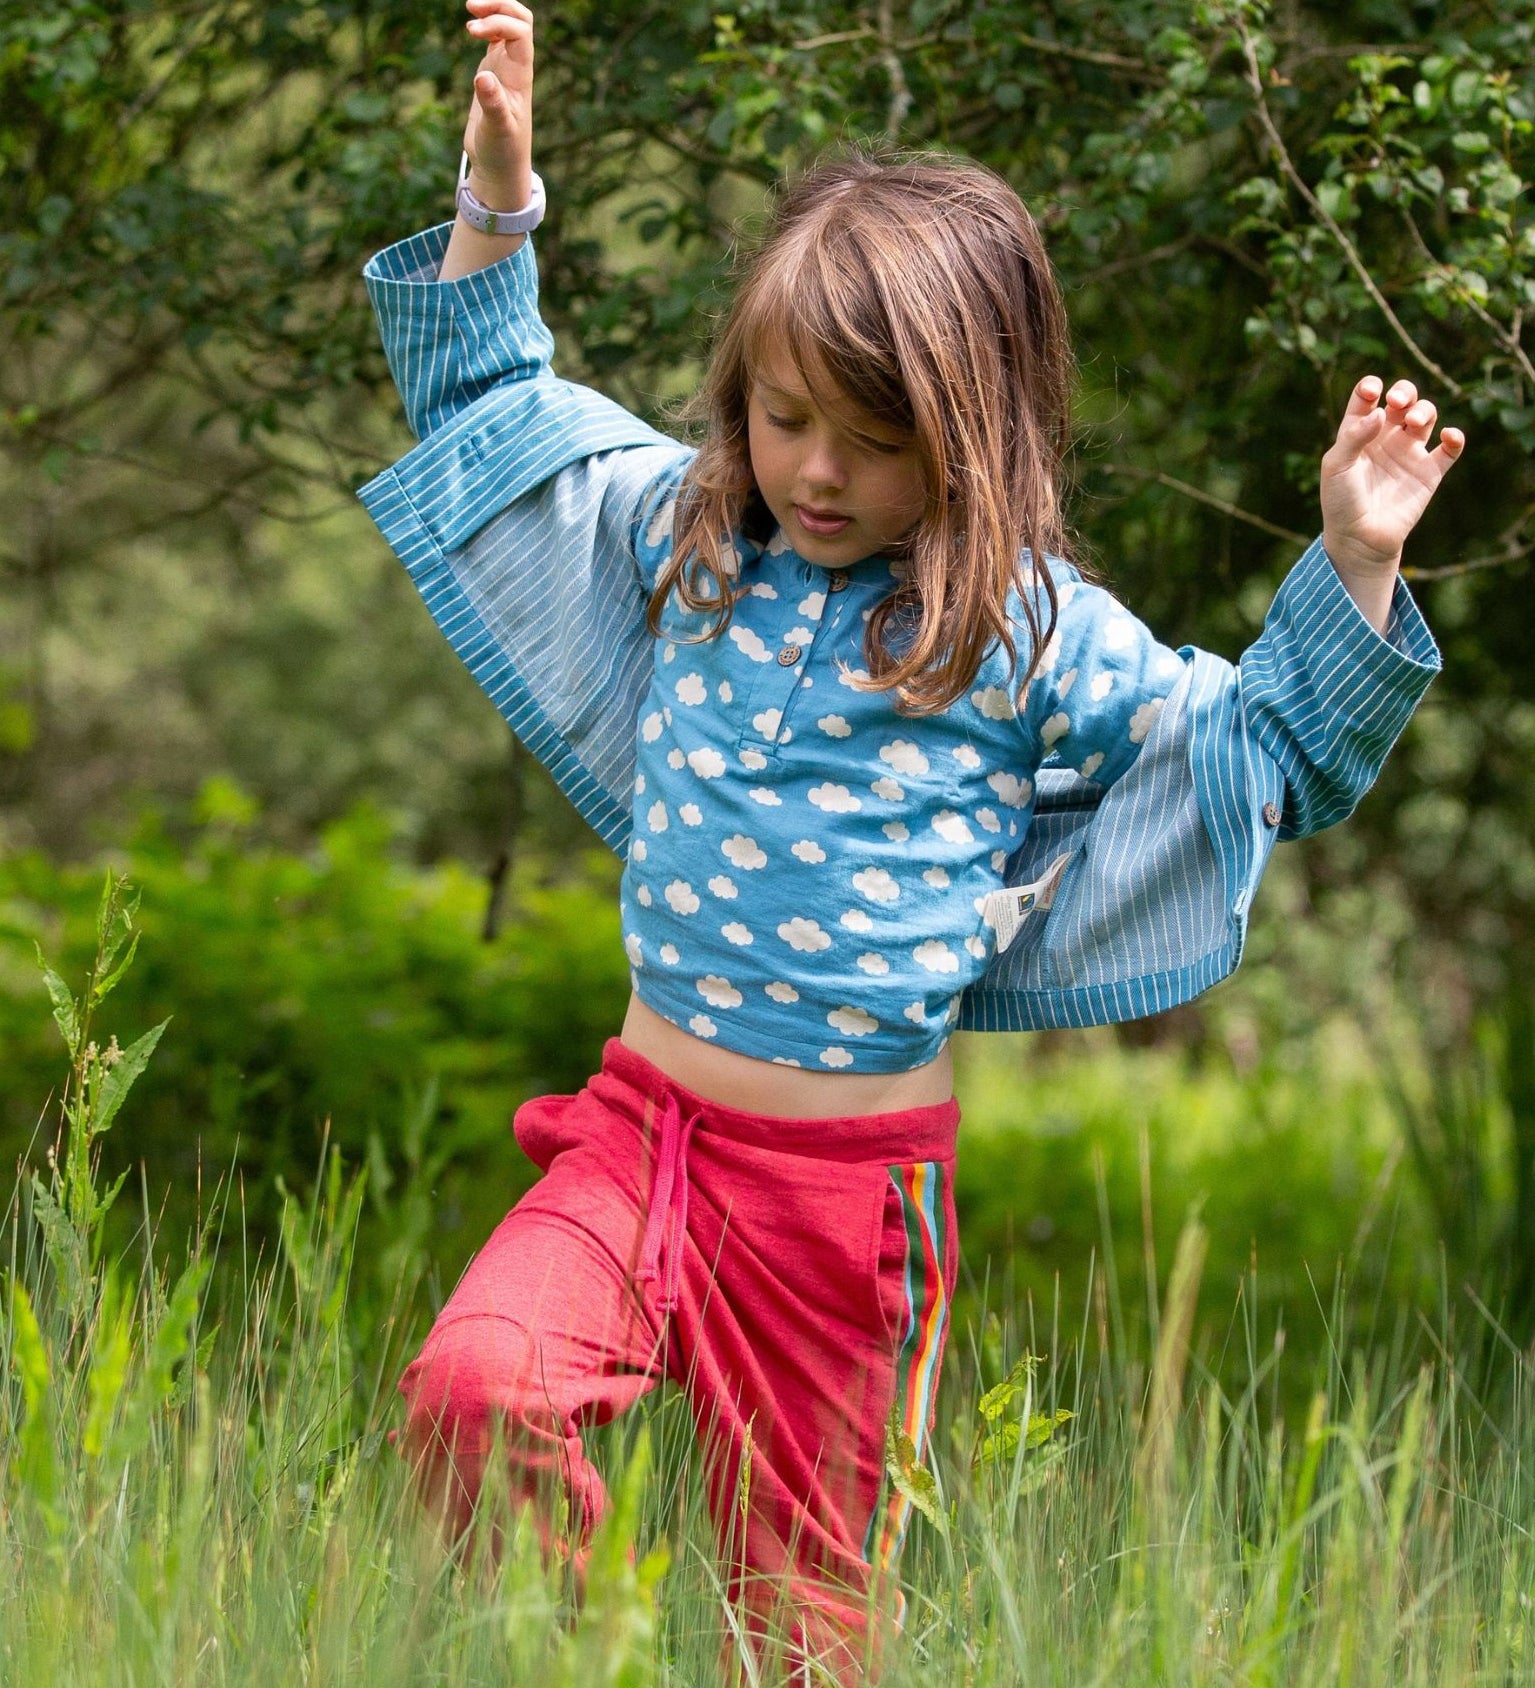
[{"xmin": 746, "ymin": 347, "xmax": 928, "ymax": 567}]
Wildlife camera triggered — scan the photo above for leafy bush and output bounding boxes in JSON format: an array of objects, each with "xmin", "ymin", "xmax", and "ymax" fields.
[{"xmin": 0, "ymin": 793, "xmax": 631, "ymax": 1275}]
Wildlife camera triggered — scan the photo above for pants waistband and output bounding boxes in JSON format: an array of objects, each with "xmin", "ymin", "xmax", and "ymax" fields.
[{"xmin": 592, "ymin": 1036, "xmax": 960, "ymax": 1167}]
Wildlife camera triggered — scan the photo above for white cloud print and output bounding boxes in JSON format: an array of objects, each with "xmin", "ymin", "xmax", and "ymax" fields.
[
  {"xmin": 778, "ymin": 917, "xmax": 832, "ymax": 952},
  {"xmin": 721, "ymin": 834, "xmax": 767, "ymax": 870},
  {"xmin": 852, "ymin": 867, "xmax": 900, "ymax": 903},
  {"xmin": 883, "ymin": 821, "xmax": 910, "ymax": 842},
  {"xmin": 870, "ymin": 777, "xmax": 905, "ymax": 802},
  {"xmin": 809, "ymin": 782, "xmax": 861, "ymax": 813},
  {"xmin": 977, "ymin": 807, "xmax": 1002, "ymax": 833},
  {"xmin": 675, "ymin": 672, "xmax": 707, "ymax": 705},
  {"xmin": 739, "ymin": 747, "xmax": 768, "ymax": 770},
  {"xmin": 641, "ymin": 711, "xmax": 664, "ymax": 743},
  {"xmin": 645, "ymin": 496, "xmax": 676, "ymax": 549},
  {"xmin": 903, "ymin": 1002, "xmax": 927, "ymax": 1024},
  {"xmin": 818, "ymin": 715, "xmax": 852, "ymax": 738},
  {"xmin": 987, "ymin": 772, "xmax": 1033, "ymax": 808},
  {"xmin": 922, "ymin": 866, "xmax": 950, "ymax": 889},
  {"xmin": 679, "ymin": 802, "xmax": 703, "ymax": 825},
  {"xmin": 913, "ymin": 938, "xmax": 961, "ymax": 973},
  {"xmin": 689, "ymin": 1013, "xmax": 717, "ymax": 1038},
  {"xmin": 728, "ymin": 625, "xmax": 772, "ymax": 662},
  {"xmin": 840, "ymin": 909, "xmax": 874, "ymax": 932},
  {"xmin": 972, "ymin": 685, "xmax": 1016, "ymax": 721},
  {"xmin": 647, "ymin": 800, "xmax": 668, "ymax": 832},
  {"xmin": 696, "ymin": 975, "xmax": 742, "ymax": 1009},
  {"xmin": 765, "ymin": 981, "xmax": 800, "ymax": 1003},
  {"xmin": 819, "ymin": 1046, "xmax": 855, "ymax": 1068},
  {"xmin": 856, "ymin": 952, "xmax": 890, "ymax": 974},
  {"xmin": 837, "ymin": 665, "xmax": 872, "ymax": 689},
  {"xmin": 798, "ymin": 591, "xmax": 826, "ymax": 618},
  {"xmin": 879, "ymin": 739, "xmax": 930, "ymax": 776},
  {"xmin": 752, "ymin": 707, "xmax": 781, "ymax": 737},
  {"xmin": 828, "ymin": 1005, "xmax": 879, "ymax": 1037},
  {"xmin": 1129, "ymin": 697, "xmax": 1166, "ymax": 743},
  {"xmin": 687, "ymin": 747, "xmax": 726, "ymax": 779},
  {"xmin": 932, "ymin": 810, "xmax": 974, "ymax": 845},
  {"xmin": 708, "ymin": 874, "xmax": 738, "ymax": 899},
  {"xmin": 1041, "ymin": 712, "xmax": 1070, "ymax": 748},
  {"xmin": 748, "ymin": 788, "xmax": 782, "ymax": 806},
  {"xmin": 721, "ymin": 922, "xmax": 753, "ymax": 945},
  {"xmin": 625, "ymin": 933, "xmax": 643, "ymax": 965},
  {"xmin": 790, "ymin": 839, "xmax": 826, "ymax": 864},
  {"xmin": 953, "ymin": 744, "xmax": 981, "ymax": 769},
  {"xmin": 664, "ymin": 881, "xmax": 700, "ymax": 915}
]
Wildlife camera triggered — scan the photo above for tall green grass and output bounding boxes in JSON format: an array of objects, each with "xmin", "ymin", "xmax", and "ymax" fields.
[{"xmin": 4, "ymin": 875, "xmax": 1531, "ymax": 1684}]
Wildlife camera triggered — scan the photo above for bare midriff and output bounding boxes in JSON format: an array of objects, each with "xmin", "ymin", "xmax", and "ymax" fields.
[{"xmin": 619, "ymin": 990, "xmax": 955, "ymax": 1119}]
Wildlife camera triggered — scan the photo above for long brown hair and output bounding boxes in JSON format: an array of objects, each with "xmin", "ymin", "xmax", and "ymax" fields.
[{"xmin": 645, "ymin": 141, "xmax": 1078, "ymax": 716}]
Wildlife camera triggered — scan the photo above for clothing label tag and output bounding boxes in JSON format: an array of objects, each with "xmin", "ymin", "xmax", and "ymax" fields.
[{"xmin": 981, "ymin": 851, "xmax": 1076, "ymax": 955}]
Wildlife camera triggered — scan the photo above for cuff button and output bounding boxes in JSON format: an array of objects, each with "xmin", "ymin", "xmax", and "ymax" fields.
[{"xmin": 1262, "ymin": 801, "xmax": 1282, "ymax": 828}]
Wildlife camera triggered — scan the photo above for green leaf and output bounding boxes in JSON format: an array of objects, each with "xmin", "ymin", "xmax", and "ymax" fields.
[
  {"xmin": 92, "ymin": 1019, "xmax": 169, "ymax": 1138},
  {"xmin": 83, "ymin": 1270, "xmax": 133, "ymax": 1461},
  {"xmin": 34, "ymin": 945, "xmax": 80, "ymax": 1057},
  {"xmin": 7, "ymin": 1281, "xmax": 59, "ymax": 1513},
  {"xmin": 885, "ymin": 1421, "xmax": 947, "ymax": 1537}
]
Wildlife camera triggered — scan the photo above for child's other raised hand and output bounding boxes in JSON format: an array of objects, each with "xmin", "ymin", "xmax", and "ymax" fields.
[
  {"xmin": 461, "ymin": 0, "xmax": 534, "ymax": 208},
  {"xmin": 1319, "ymin": 376, "xmax": 1466, "ymax": 578}
]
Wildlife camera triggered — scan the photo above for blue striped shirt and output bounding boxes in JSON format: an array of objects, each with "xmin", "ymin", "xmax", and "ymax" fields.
[{"xmin": 356, "ymin": 222, "xmax": 1442, "ymax": 1059}]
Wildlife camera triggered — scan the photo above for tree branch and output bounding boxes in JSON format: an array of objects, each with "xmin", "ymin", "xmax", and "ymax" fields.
[
  {"xmin": 1098, "ymin": 463, "xmax": 1311, "ymax": 546},
  {"xmin": 876, "ymin": 0, "xmax": 913, "ymax": 137},
  {"xmin": 1234, "ymin": 13, "xmax": 1464, "ymax": 399}
]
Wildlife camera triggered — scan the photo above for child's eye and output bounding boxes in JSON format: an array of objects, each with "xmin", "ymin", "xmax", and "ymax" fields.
[{"xmin": 766, "ymin": 412, "xmax": 802, "ymax": 431}]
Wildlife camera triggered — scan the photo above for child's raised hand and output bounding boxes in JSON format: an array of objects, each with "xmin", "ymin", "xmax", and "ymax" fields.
[
  {"xmin": 1319, "ymin": 376, "xmax": 1466, "ymax": 577},
  {"xmin": 461, "ymin": 0, "xmax": 534, "ymax": 207}
]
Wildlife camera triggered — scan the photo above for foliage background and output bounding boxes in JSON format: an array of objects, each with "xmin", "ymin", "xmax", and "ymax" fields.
[{"xmin": 4, "ymin": 0, "xmax": 1535, "ymax": 1351}]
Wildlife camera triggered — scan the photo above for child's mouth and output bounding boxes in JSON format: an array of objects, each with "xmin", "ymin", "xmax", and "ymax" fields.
[{"xmin": 795, "ymin": 505, "xmax": 852, "ymax": 537}]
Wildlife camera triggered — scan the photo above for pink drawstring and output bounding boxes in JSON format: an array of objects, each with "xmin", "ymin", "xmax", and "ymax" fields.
[{"xmin": 636, "ymin": 1089, "xmax": 699, "ymax": 1315}]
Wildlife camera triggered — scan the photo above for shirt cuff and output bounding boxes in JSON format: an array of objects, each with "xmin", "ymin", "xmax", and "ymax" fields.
[
  {"xmin": 1271, "ymin": 534, "xmax": 1441, "ymax": 717},
  {"xmin": 361, "ymin": 222, "xmax": 555, "ymax": 438}
]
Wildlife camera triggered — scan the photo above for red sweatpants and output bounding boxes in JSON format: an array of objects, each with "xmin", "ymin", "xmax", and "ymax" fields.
[{"xmin": 397, "ymin": 1036, "xmax": 959, "ymax": 1675}]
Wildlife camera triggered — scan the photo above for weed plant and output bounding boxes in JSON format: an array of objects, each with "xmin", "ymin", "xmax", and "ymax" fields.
[{"xmin": 3, "ymin": 875, "xmax": 1532, "ymax": 1684}]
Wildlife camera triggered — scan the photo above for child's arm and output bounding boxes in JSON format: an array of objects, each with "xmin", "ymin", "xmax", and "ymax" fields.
[
  {"xmin": 354, "ymin": 0, "xmax": 695, "ymax": 851},
  {"xmin": 438, "ymin": 0, "xmax": 536, "ymax": 282},
  {"xmin": 1015, "ymin": 376, "xmax": 1460, "ymax": 838}
]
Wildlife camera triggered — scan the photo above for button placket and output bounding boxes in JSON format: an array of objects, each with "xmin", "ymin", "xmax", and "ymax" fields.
[{"xmin": 735, "ymin": 564, "xmax": 828, "ymax": 753}]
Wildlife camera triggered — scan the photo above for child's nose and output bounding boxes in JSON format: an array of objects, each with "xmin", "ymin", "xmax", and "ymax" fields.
[{"xmin": 800, "ymin": 433, "xmax": 848, "ymax": 489}]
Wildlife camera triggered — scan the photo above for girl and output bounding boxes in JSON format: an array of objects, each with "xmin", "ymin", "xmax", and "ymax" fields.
[{"xmin": 358, "ymin": 1, "xmax": 1461, "ymax": 1676}]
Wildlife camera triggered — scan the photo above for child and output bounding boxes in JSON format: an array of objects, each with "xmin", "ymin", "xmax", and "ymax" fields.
[{"xmin": 357, "ymin": 0, "xmax": 1461, "ymax": 1675}]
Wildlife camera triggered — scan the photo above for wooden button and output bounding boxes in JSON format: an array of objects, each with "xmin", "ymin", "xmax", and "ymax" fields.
[
  {"xmin": 828, "ymin": 573, "xmax": 849, "ymax": 592},
  {"xmin": 1262, "ymin": 800, "xmax": 1282, "ymax": 827},
  {"xmin": 777, "ymin": 643, "xmax": 802, "ymax": 666}
]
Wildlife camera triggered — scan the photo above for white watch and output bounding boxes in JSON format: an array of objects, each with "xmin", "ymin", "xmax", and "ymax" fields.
[{"xmin": 455, "ymin": 153, "xmax": 546, "ymax": 235}]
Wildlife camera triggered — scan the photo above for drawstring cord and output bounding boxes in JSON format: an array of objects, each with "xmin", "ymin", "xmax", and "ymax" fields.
[{"xmin": 636, "ymin": 1089, "xmax": 700, "ymax": 1315}]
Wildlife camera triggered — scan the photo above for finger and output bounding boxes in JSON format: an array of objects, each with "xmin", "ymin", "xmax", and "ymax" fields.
[
  {"xmin": 473, "ymin": 69, "xmax": 515, "ymax": 125},
  {"xmin": 1430, "ymin": 426, "xmax": 1467, "ymax": 469},
  {"xmin": 1400, "ymin": 398, "xmax": 1437, "ymax": 439},
  {"xmin": 1328, "ymin": 398, "xmax": 1387, "ymax": 468},
  {"xmin": 1385, "ymin": 378, "xmax": 1418, "ymax": 414},
  {"xmin": 466, "ymin": 0, "xmax": 532, "ymax": 14},
  {"xmin": 1343, "ymin": 374, "xmax": 1384, "ymax": 418},
  {"xmin": 468, "ymin": 13, "xmax": 532, "ymax": 43}
]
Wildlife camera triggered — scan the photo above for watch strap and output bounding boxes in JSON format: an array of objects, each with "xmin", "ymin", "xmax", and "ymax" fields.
[{"xmin": 455, "ymin": 154, "xmax": 546, "ymax": 235}]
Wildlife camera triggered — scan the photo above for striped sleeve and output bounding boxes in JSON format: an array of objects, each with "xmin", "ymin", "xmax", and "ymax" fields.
[
  {"xmin": 363, "ymin": 222, "xmax": 558, "ymax": 440},
  {"xmin": 1238, "ymin": 536, "xmax": 1441, "ymax": 838}
]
